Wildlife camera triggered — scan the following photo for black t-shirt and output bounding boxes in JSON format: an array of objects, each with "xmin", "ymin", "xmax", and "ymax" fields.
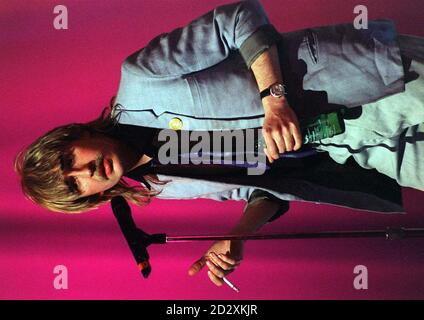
[
  {"xmin": 107, "ymin": 123, "xmax": 320, "ymax": 199},
  {"xmin": 106, "ymin": 122, "xmax": 403, "ymax": 215},
  {"xmin": 109, "ymin": 123, "xmax": 314, "ymax": 179}
]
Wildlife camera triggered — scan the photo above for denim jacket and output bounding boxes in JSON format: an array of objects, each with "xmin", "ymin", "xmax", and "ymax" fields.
[
  {"xmin": 113, "ymin": 0, "xmax": 405, "ymax": 214},
  {"xmin": 113, "ymin": 0, "xmax": 404, "ymax": 131}
]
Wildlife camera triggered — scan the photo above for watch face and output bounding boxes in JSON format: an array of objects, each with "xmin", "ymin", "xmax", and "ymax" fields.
[{"xmin": 270, "ymin": 83, "xmax": 285, "ymax": 98}]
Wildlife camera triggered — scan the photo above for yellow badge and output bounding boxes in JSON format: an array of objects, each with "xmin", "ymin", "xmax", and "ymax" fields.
[{"xmin": 169, "ymin": 117, "xmax": 183, "ymax": 130}]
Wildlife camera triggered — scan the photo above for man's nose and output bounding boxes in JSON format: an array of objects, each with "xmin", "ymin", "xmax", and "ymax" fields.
[{"xmin": 65, "ymin": 164, "xmax": 94, "ymax": 178}]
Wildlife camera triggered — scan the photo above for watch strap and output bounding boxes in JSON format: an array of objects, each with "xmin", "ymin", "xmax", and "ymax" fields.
[
  {"xmin": 260, "ymin": 82, "xmax": 286, "ymax": 100},
  {"xmin": 260, "ymin": 87, "xmax": 271, "ymax": 99}
]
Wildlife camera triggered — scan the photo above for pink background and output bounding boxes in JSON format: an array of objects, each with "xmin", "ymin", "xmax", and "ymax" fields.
[{"xmin": 1, "ymin": 0, "xmax": 424, "ymax": 300}]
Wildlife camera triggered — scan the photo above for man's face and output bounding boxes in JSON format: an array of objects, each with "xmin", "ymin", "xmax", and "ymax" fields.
[{"xmin": 61, "ymin": 131, "xmax": 126, "ymax": 197}]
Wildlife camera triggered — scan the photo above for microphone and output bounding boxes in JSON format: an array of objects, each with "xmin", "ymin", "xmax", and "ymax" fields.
[{"xmin": 111, "ymin": 196, "xmax": 165, "ymax": 278}]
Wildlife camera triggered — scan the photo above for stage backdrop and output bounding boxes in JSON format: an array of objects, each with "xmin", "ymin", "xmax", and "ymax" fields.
[{"xmin": 1, "ymin": 0, "xmax": 424, "ymax": 300}]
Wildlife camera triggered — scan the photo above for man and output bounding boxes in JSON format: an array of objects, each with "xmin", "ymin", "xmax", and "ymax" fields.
[{"xmin": 15, "ymin": 0, "xmax": 424, "ymax": 287}]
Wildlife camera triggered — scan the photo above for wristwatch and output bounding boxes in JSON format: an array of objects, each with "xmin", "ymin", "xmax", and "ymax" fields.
[{"xmin": 260, "ymin": 82, "xmax": 287, "ymax": 99}]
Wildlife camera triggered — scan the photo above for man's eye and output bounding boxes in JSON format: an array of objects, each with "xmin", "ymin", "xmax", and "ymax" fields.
[
  {"xmin": 67, "ymin": 155, "xmax": 75, "ymax": 169},
  {"xmin": 60, "ymin": 147, "xmax": 74, "ymax": 169},
  {"xmin": 66, "ymin": 177, "xmax": 80, "ymax": 194},
  {"xmin": 72, "ymin": 177, "xmax": 81, "ymax": 194},
  {"xmin": 61, "ymin": 154, "xmax": 74, "ymax": 171}
]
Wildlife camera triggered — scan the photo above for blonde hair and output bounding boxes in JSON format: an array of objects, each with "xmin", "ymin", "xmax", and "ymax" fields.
[{"xmin": 14, "ymin": 97, "xmax": 167, "ymax": 214}]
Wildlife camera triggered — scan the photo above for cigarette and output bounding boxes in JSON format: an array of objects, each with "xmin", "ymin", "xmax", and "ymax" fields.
[{"xmin": 223, "ymin": 276, "xmax": 240, "ymax": 293}]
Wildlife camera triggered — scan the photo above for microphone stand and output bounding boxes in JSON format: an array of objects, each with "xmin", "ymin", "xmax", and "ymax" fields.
[
  {"xmin": 164, "ymin": 228, "xmax": 424, "ymax": 241},
  {"xmin": 111, "ymin": 196, "xmax": 424, "ymax": 279}
]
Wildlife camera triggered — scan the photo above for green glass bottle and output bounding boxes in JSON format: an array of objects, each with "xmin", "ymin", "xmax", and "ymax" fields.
[
  {"xmin": 256, "ymin": 109, "xmax": 346, "ymax": 153},
  {"xmin": 301, "ymin": 110, "xmax": 345, "ymax": 144}
]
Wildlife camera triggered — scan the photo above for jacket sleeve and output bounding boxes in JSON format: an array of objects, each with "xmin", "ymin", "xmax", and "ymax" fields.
[
  {"xmin": 125, "ymin": 0, "xmax": 281, "ymax": 77},
  {"xmin": 207, "ymin": 187, "xmax": 289, "ymax": 223},
  {"xmin": 243, "ymin": 189, "xmax": 289, "ymax": 223}
]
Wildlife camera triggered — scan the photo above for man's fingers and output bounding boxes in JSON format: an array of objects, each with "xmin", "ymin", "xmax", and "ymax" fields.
[
  {"xmin": 282, "ymin": 126, "xmax": 295, "ymax": 152},
  {"xmin": 290, "ymin": 123, "xmax": 303, "ymax": 150},
  {"xmin": 263, "ymin": 148, "xmax": 272, "ymax": 164},
  {"xmin": 209, "ymin": 252, "xmax": 236, "ymax": 271},
  {"xmin": 207, "ymin": 270, "xmax": 224, "ymax": 286},
  {"xmin": 262, "ymin": 128, "xmax": 280, "ymax": 162},
  {"xmin": 218, "ymin": 253, "xmax": 240, "ymax": 266},
  {"xmin": 188, "ymin": 257, "xmax": 206, "ymax": 276},
  {"xmin": 206, "ymin": 260, "xmax": 226, "ymax": 278},
  {"xmin": 271, "ymin": 130, "xmax": 286, "ymax": 154}
]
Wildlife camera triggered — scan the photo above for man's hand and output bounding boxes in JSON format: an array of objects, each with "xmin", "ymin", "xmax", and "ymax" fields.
[
  {"xmin": 188, "ymin": 197, "xmax": 282, "ymax": 287},
  {"xmin": 188, "ymin": 240, "xmax": 244, "ymax": 287},
  {"xmin": 249, "ymin": 44, "xmax": 303, "ymax": 162},
  {"xmin": 262, "ymin": 97, "xmax": 302, "ymax": 163}
]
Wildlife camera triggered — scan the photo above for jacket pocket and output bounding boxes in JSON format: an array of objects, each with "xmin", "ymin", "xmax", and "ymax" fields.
[
  {"xmin": 306, "ymin": 29, "xmax": 320, "ymax": 64},
  {"xmin": 298, "ymin": 29, "xmax": 329, "ymax": 69}
]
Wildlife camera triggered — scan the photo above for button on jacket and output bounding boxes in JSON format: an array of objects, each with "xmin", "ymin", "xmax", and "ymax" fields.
[
  {"xmin": 113, "ymin": 0, "xmax": 405, "ymax": 131},
  {"xmin": 112, "ymin": 0, "xmax": 406, "ymax": 213}
]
